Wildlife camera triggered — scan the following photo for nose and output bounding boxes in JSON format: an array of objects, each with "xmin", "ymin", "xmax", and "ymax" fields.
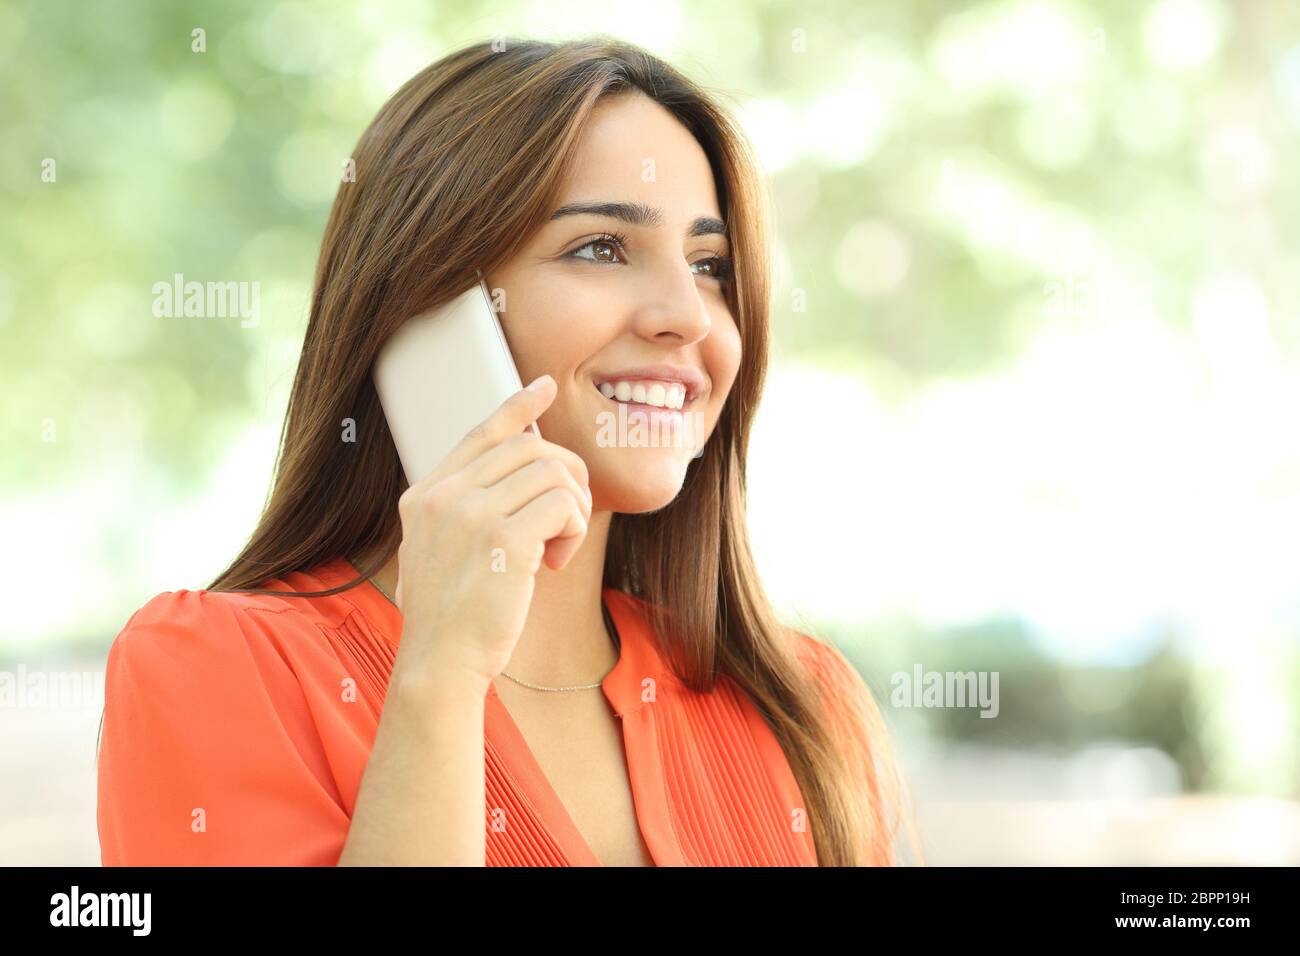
[{"xmin": 628, "ymin": 255, "xmax": 716, "ymax": 345}]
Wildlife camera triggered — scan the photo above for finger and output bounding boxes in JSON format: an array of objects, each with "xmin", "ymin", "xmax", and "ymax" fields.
[
  {"xmin": 507, "ymin": 487, "xmax": 587, "ymax": 558},
  {"xmin": 482, "ymin": 455, "xmax": 591, "ymax": 524},
  {"xmin": 542, "ymin": 533, "xmax": 584, "ymax": 571},
  {"xmin": 465, "ymin": 431, "xmax": 591, "ymax": 503}
]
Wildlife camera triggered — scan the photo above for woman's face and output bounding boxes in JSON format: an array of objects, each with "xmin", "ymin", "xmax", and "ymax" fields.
[{"xmin": 486, "ymin": 91, "xmax": 742, "ymax": 514}]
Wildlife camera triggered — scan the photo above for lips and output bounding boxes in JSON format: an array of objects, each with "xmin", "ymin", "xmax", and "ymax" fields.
[
  {"xmin": 590, "ymin": 375, "xmax": 707, "ymax": 454},
  {"xmin": 590, "ymin": 364, "xmax": 707, "ymax": 407}
]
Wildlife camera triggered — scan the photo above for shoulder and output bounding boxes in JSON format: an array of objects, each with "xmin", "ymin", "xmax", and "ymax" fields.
[
  {"xmin": 106, "ymin": 586, "xmax": 333, "ymax": 686},
  {"xmin": 121, "ymin": 587, "xmax": 292, "ymax": 629},
  {"xmin": 785, "ymin": 628, "xmax": 879, "ymax": 733},
  {"xmin": 114, "ymin": 586, "xmax": 307, "ymax": 645},
  {"xmin": 788, "ymin": 628, "xmax": 859, "ymax": 690}
]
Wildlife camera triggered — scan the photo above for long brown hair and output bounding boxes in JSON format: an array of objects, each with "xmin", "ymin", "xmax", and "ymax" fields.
[{"xmin": 208, "ymin": 35, "xmax": 920, "ymax": 866}]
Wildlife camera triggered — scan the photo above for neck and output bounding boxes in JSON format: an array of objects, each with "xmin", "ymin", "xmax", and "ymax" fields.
[{"xmin": 361, "ymin": 509, "xmax": 617, "ymax": 687}]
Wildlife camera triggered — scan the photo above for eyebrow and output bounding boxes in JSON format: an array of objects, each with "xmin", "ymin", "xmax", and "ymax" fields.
[{"xmin": 549, "ymin": 200, "xmax": 727, "ymax": 240}]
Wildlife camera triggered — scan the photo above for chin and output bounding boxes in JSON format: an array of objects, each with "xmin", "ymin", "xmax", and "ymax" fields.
[{"xmin": 592, "ymin": 453, "xmax": 696, "ymax": 514}]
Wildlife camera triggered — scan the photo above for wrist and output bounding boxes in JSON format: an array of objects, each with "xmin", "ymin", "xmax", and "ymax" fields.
[{"xmin": 390, "ymin": 650, "xmax": 494, "ymax": 702}]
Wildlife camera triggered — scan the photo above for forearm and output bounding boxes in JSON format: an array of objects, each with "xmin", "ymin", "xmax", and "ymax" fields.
[{"xmin": 337, "ymin": 659, "xmax": 490, "ymax": 866}]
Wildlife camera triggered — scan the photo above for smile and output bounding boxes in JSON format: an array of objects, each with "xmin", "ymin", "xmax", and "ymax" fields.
[{"xmin": 593, "ymin": 379, "xmax": 689, "ymax": 410}]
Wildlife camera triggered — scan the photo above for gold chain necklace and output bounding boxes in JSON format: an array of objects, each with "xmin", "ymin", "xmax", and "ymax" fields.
[{"xmin": 365, "ymin": 571, "xmax": 619, "ymax": 692}]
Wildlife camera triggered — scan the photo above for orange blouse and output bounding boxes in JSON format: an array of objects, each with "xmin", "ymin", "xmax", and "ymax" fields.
[{"xmin": 97, "ymin": 555, "xmax": 848, "ymax": 866}]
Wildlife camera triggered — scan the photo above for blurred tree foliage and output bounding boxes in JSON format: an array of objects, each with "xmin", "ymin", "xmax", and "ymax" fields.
[
  {"xmin": 6, "ymin": 0, "xmax": 1298, "ymax": 491},
  {"xmin": 840, "ymin": 619, "xmax": 1208, "ymax": 790}
]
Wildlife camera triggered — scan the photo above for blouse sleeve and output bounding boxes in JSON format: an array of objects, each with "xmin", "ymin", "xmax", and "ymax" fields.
[{"xmin": 96, "ymin": 590, "xmax": 352, "ymax": 866}]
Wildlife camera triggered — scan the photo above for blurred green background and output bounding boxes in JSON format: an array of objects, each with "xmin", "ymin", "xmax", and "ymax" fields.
[{"xmin": 2, "ymin": 0, "xmax": 1299, "ymax": 864}]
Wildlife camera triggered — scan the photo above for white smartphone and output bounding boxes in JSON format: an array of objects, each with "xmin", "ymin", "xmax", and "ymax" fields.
[{"xmin": 373, "ymin": 271, "xmax": 539, "ymax": 486}]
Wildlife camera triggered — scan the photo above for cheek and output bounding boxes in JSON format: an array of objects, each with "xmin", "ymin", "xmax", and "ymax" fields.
[
  {"xmin": 501, "ymin": 310, "xmax": 588, "ymax": 386},
  {"xmin": 510, "ymin": 320, "xmax": 605, "ymax": 438},
  {"xmin": 706, "ymin": 317, "xmax": 744, "ymax": 407}
]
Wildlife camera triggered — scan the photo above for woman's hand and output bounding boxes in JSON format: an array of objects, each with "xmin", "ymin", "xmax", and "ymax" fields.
[{"xmin": 389, "ymin": 374, "xmax": 592, "ymax": 684}]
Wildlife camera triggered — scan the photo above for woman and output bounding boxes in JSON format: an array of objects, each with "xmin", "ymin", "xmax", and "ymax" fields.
[{"xmin": 96, "ymin": 36, "xmax": 917, "ymax": 866}]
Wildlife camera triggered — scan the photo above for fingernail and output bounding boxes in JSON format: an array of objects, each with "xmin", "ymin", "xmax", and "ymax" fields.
[{"xmin": 525, "ymin": 374, "xmax": 552, "ymax": 391}]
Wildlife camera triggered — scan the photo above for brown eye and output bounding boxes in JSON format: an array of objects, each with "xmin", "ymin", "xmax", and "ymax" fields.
[
  {"xmin": 568, "ymin": 233, "xmax": 630, "ymax": 265},
  {"xmin": 692, "ymin": 256, "xmax": 734, "ymax": 281},
  {"xmin": 589, "ymin": 240, "xmax": 618, "ymax": 262}
]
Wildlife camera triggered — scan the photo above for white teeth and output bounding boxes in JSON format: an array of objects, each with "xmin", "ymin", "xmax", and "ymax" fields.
[{"xmin": 597, "ymin": 378, "xmax": 691, "ymax": 409}]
